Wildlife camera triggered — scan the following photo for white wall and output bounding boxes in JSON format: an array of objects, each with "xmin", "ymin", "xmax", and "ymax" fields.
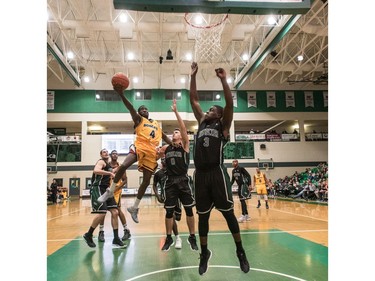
[
  {"xmin": 47, "ymin": 138, "xmax": 327, "ymax": 195},
  {"xmin": 47, "ymin": 111, "xmax": 328, "ymax": 195}
]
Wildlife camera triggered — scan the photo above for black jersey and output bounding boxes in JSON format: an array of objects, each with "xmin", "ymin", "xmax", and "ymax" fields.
[
  {"xmin": 164, "ymin": 145, "xmax": 189, "ymax": 176},
  {"xmin": 231, "ymin": 167, "xmax": 251, "ymax": 186},
  {"xmin": 92, "ymin": 159, "xmax": 112, "ymax": 187},
  {"xmin": 194, "ymin": 119, "xmax": 227, "ymax": 170}
]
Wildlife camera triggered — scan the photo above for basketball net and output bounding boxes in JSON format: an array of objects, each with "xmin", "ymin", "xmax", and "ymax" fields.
[{"xmin": 184, "ymin": 13, "xmax": 228, "ymax": 64}]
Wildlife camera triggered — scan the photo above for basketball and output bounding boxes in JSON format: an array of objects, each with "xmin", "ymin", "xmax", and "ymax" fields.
[{"xmin": 111, "ymin": 72, "xmax": 129, "ymax": 89}]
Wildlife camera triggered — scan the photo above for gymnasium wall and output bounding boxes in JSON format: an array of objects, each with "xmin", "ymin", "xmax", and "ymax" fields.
[
  {"xmin": 47, "ymin": 89, "xmax": 328, "ymax": 195},
  {"xmin": 47, "ymin": 89, "xmax": 328, "ymax": 113}
]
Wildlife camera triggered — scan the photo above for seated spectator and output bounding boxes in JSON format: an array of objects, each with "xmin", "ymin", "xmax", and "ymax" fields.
[
  {"xmin": 267, "ymin": 179, "xmax": 275, "ymax": 199},
  {"xmin": 319, "ymin": 181, "xmax": 328, "ymax": 201}
]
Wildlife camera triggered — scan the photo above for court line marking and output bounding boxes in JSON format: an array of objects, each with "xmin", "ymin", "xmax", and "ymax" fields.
[
  {"xmin": 124, "ymin": 266, "xmax": 307, "ymax": 281},
  {"xmin": 249, "ymin": 203, "xmax": 328, "ymax": 222},
  {"xmin": 47, "ymin": 229, "xmax": 327, "ymax": 242},
  {"xmin": 47, "ymin": 207, "xmax": 86, "ymax": 221}
]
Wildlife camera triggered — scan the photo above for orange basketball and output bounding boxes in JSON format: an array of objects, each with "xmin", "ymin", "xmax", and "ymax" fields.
[{"xmin": 111, "ymin": 72, "xmax": 129, "ymax": 89}]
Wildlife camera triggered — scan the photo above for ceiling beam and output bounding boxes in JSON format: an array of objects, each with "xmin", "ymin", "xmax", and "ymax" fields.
[
  {"xmin": 47, "ymin": 36, "xmax": 81, "ymax": 86},
  {"xmin": 113, "ymin": 0, "xmax": 311, "ymax": 15}
]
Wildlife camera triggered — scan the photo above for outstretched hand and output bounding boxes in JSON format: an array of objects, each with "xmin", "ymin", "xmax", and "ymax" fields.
[
  {"xmin": 215, "ymin": 67, "xmax": 226, "ymax": 79},
  {"xmin": 171, "ymin": 98, "xmax": 177, "ymax": 113},
  {"xmin": 113, "ymin": 84, "xmax": 125, "ymax": 95},
  {"xmin": 191, "ymin": 62, "xmax": 198, "ymax": 76}
]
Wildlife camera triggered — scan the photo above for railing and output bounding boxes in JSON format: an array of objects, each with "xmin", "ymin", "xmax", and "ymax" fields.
[{"xmin": 235, "ymin": 133, "xmax": 328, "ymax": 142}]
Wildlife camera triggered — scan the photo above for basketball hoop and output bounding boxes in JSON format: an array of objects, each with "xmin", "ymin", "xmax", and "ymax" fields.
[{"xmin": 184, "ymin": 13, "xmax": 228, "ymax": 63}]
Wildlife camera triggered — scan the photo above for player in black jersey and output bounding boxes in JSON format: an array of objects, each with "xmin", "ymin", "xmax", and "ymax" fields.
[
  {"xmin": 82, "ymin": 149, "xmax": 126, "ymax": 249},
  {"xmin": 230, "ymin": 159, "xmax": 252, "ymax": 223},
  {"xmin": 189, "ymin": 62, "xmax": 250, "ymax": 275},
  {"xmin": 153, "ymin": 158, "xmax": 183, "ymax": 250},
  {"xmin": 158, "ymin": 99, "xmax": 198, "ymax": 252}
]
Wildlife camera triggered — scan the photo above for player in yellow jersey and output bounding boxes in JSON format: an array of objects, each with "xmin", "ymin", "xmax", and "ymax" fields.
[
  {"xmin": 98, "ymin": 84, "xmax": 172, "ymax": 224},
  {"xmin": 252, "ymin": 167, "xmax": 269, "ymax": 209}
]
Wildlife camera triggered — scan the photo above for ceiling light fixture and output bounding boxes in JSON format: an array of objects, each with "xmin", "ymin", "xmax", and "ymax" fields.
[{"xmin": 166, "ymin": 49, "xmax": 173, "ymax": 60}]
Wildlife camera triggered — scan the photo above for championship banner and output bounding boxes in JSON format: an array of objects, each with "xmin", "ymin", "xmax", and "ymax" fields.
[
  {"xmin": 265, "ymin": 133, "xmax": 281, "ymax": 141},
  {"xmin": 323, "ymin": 91, "xmax": 328, "ymax": 107},
  {"xmin": 304, "ymin": 91, "xmax": 314, "ymax": 108},
  {"xmin": 267, "ymin": 91, "xmax": 276, "ymax": 108},
  {"xmin": 281, "ymin": 134, "xmax": 299, "ymax": 140},
  {"xmin": 247, "ymin": 92, "xmax": 257, "ymax": 108},
  {"xmin": 285, "ymin": 91, "xmax": 295, "ymax": 107},
  {"xmin": 232, "ymin": 91, "xmax": 237, "ymax": 107},
  {"xmin": 235, "ymin": 134, "xmax": 266, "ymax": 141},
  {"xmin": 47, "ymin": 91, "xmax": 55, "ymax": 110}
]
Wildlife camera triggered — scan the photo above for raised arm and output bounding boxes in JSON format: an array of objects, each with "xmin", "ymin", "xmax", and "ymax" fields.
[
  {"xmin": 162, "ymin": 131, "xmax": 172, "ymax": 145},
  {"xmin": 113, "ymin": 84, "xmax": 141, "ymax": 126},
  {"xmin": 189, "ymin": 62, "xmax": 205, "ymax": 123},
  {"xmin": 215, "ymin": 68, "xmax": 233, "ymax": 137},
  {"xmin": 171, "ymin": 99, "xmax": 189, "ymax": 152},
  {"xmin": 94, "ymin": 160, "xmax": 115, "ymax": 178}
]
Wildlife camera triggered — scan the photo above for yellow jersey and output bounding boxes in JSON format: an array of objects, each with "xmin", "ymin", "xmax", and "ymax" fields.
[
  {"xmin": 254, "ymin": 172, "xmax": 266, "ymax": 186},
  {"xmin": 134, "ymin": 117, "xmax": 162, "ymax": 154}
]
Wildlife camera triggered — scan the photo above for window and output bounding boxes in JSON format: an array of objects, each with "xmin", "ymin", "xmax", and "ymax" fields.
[
  {"xmin": 95, "ymin": 90, "xmax": 121, "ymax": 101},
  {"xmin": 198, "ymin": 91, "xmax": 221, "ymax": 101},
  {"xmin": 101, "ymin": 134, "xmax": 135, "ymax": 154},
  {"xmin": 134, "ymin": 90, "xmax": 152, "ymax": 100},
  {"xmin": 165, "ymin": 90, "xmax": 182, "ymax": 100}
]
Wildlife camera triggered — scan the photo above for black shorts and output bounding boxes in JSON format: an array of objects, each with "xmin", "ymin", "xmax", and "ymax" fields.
[
  {"xmin": 90, "ymin": 185, "xmax": 118, "ymax": 213},
  {"xmin": 238, "ymin": 183, "xmax": 251, "ymax": 200},
  {"xmin": 194, "ymin": 165, "xmax": 233, "ymax": 214},
  {"xmin": 164, "ymin": 175, "xmax": 195, "ymax": 210}
]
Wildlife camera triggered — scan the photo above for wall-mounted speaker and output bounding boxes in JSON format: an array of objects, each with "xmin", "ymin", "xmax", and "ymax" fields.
[{"xmin": 260, "ymin": 144, "xmax": 266, "ymax": 149}]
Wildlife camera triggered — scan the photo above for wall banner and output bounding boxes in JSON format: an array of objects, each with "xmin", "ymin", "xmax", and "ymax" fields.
[
  {"xmin": 323, "ymin": 91, "xmax": 328, "ymax": 107},
  {"xmin": 232, "ymin": 91, "xmax": 238, "ymax": 107},
  {"xmin": 267, "ymin": 91, "xmax": 276, "ymax": 107},
  {"xmin": 247, "ymin": 92, "xmax": 257, "ymax": 108},
  {"xmin": 304, "ymin": 91, "xmax": 314, "ymax": 108},
  {"xmin": 47, "ymin": 91, "xmax": 55, "ymax": 110},
  {"xmin": 285, "ymin": 91, "xmax": 295, "ymax": 107}
]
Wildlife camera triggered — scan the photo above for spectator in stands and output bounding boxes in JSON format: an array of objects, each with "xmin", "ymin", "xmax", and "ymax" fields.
[
  {"xmin": 319, "ymin": 180, "xmax": 328, "ymax": 201},
  {"xmin": 293, "ymin": 129, "xmax": 298, "ymax": 134},
  {"xmin": 282, "ymin": 129, "xmax": 288, "ymax": 134},
  {"xmin": 267, "ymin": 179, "xmax": 275, "ymax": 199},
  {"xmin": 49, "ymin": 179, "xmax": 59, "ymax": 204}
]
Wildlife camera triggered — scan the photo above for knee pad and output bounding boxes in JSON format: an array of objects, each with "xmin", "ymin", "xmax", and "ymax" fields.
[{"xmin": 166, "ymin": 208, "xmax": 174, "ymax": 219}]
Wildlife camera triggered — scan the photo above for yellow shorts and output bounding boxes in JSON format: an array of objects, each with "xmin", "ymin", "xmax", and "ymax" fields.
[
  {"xmin": 256, "ymin": 185, "xmax": 267, "ymax": 195},
  {"xmin": 136, "ymin": 147, "xmax": 158, "ymax": 173},
  {"xmin": 113, "ymin": 179, "xmax": 124, "ymax": 206}
]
